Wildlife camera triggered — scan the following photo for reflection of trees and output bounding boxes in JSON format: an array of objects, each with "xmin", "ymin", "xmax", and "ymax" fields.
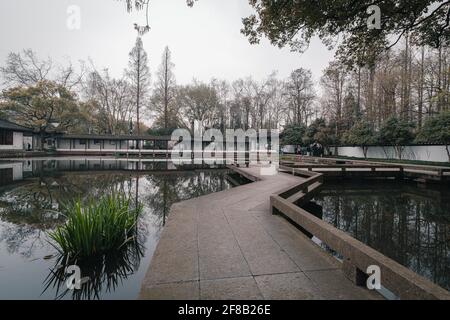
[
  {"xmin": 314, "ymin": 181, "xmax": 450, "ymax": 291},
  {"xmin": 143, "ymin": 171, "xmax": 231, "ymax": 229},
  {"xmin": 0, "ymin": 173, "xmax": 133, "ymax": 257},
  {"xmin": 144, "ymin": 174, "xmax": 184, "ymax": 228},
  {"xmin": 181, "ymin": 172, "xmax": 230, "ymax": 199}
]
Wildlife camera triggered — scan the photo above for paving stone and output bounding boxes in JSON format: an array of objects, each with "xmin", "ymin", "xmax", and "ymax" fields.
[
  {"xmin": 200, "ymin": 277, "xmax": 263, "ymax": 300},
  {"xmin": 198, "ymin": 210, "xmax": 251, "ymax": 280},
  {"xmin": 225, "ymin": 210, "xmax": 300, "ymax": 276},
  {"xmin": 255, "ymin": 273, "xmax": 324, "ymax": 300},
  {"xmin": 140, "ymin": 281, "xmax": 199, "ymax": 300},
  {"xmin": 305, "ymin": 269, "xmax": 380, "ymax": 300},
  {"xmin": 142, "ymin": 207, "xmax": 199, "ymax": 285},
  {"xmin": 255, "ymin": 213, "xmax": 339, "ymax": 271}
]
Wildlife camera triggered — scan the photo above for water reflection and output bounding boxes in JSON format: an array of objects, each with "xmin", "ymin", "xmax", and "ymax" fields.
[
  {"xmin": 0, "ymin": 158, "xmax": 243, "ymax": 299},
  {"xmin": 43, "ymin": 238, "xmax": 145, "ymax": 300},
  {"xmin": 312, "ymin": 180, "xmax": 450, "ymax": 291}
]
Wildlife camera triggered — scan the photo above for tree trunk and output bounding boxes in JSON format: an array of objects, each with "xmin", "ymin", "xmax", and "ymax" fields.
[
  {"xmin": 363, "ymin": 146, "xmax": 368, "ymax": 160},
  {"xmin": 437, "ymin": 45, "xmax": 443, "ymax": 113},
  {"xmin": 164, "ymin": 50, "xmax": 169, "ymax": 129},
  {"xmin": 357, "ymin": 66, "xmax": 361, "ymax": 117},
  {"xmin": 418, "ymin": 46, "xmax": 425, "ymax": 128},
  {"xmin": 446, "ymin": 145, "xmax": 450, "ymax": 162},
  {"xmin": 396, "ymin": 146, "xmax": 403, "ymax": 160}
]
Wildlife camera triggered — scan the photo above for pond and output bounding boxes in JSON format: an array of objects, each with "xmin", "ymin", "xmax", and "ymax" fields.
[
  {"xmin": 0, "ymin": 158, "xmax": 248, "ymax": 300},
  {"xmin": 311, "ymin": 180, "xmax": 450, "ymax": 292}
]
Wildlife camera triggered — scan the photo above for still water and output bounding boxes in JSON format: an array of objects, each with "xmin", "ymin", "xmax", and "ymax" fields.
[
  {"xmin": 0, "ymin": 158, "xmax": 245, "ymax": 300},
  {"xmin": 312, "ymin": 180, "xmax": 450, "ymax": 291}
]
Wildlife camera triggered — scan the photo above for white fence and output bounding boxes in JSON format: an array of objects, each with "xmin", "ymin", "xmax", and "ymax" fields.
[{"xmin": 333, "ymin": 145, "xmax": 449, "ymax": 163}]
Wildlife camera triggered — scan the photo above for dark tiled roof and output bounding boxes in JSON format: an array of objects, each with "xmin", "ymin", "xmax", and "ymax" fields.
[
  {"xmin": 0, "ymin": 118, "xmax": 33, "ymax": 132},
  {"xmin": 59, "ymin": 134, "xmax": 173, "ymax": 141},
  {"xmin": 59, "ymin": 134, "xmax": 212, "ymax": 142}
]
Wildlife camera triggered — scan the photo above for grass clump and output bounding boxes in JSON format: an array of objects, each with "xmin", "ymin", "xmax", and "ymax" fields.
[{"xmin": 49, "ymin": 194, "xmax": 142, "ymax": 259}]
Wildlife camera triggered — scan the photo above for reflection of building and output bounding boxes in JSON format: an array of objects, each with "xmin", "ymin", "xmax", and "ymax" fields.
[
  {"xmin": 0, "ymin": 119, "xmax": 34, "ymax": 151},
  {"xmin": 0, "ymin": 162, "xmax": 24, "ymax": 187}
]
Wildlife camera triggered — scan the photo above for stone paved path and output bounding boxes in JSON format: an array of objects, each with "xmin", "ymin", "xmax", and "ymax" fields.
[{"xmin": 139, "ymin": 166, "xmax": 381, "ymax": 300}]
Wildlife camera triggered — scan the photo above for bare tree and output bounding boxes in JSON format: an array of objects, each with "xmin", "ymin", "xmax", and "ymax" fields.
[
  {"xmin": 211, "ymin": 79, "xmax": 230, "ymax": 131},
  {"xmin": 84, "ymin": 68, "xmax": 134, "ymax": 135},
  {"xmin": 321, "ymin": 62, "xmax": 347, "ymax": 138},
  {"xmin": 285, "ymin": 68, "xmax": 316, "ymax": 126},
  {"xmin": 126, "ymin": 37, "xmax": 151, "ymax": 134},
  {"xmin": 177, "ymin": 80, "xmax": 219, "ymax": 133},
  {"xmin": 0, "ymin": 49, "xmax": 85, "ymax": 90},
  {"xmin": 152, "ymin": 46, "xmax": 177, "ymax": 129}
]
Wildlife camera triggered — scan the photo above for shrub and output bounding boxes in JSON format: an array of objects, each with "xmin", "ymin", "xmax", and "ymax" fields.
[
  {"xmin": 280, "ymin": 124, "xmax": 307, "ymax": 146},
  {"xmin": 49, "ymin": 194, "xmax": 142, "ymax": 259},
  {"xmin": 343, "ymin": 121, "xmax": 376, "ymax": 159},
  {"xmin": 416, "ymin": 112, "xmax": 450, "ymax": 162},
  {"xmin": 377, "ymin": 117, "xmax": 415, "ymax": 159}
]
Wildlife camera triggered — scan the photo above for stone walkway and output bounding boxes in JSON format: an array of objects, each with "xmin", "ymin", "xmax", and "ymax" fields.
[{"xmin": 139, "ymin": 166, "xmax": 380, "ymax": 300}]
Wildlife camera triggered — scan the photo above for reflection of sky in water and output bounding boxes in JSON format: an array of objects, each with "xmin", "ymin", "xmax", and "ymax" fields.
[
  {"xmin": 0, "ymin": 159, "xmax": 239, "ymax": 299},
  {"xmin": 313, "ymin": 180, "xmax": 450, "ymax": 292}
]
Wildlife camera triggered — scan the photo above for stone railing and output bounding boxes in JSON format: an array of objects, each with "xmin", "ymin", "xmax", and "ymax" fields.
[{"xmin": 271, "ymin": 166, "xmax": 450, "ymax": 300}]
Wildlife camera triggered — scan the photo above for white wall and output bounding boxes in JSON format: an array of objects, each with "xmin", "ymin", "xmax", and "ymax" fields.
[
  {"xmin": 281, "ymin": 145, "xmax": 296, "ymax": 153},
  {"xmin": 0, "ymin": 132, "xmax": 23, "ymax": 150},
  {"xmin": 335, "ymin": 145, "xmax": 449, "ymax": 163}
]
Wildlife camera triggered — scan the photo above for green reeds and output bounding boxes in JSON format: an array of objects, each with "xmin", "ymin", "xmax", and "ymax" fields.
[{"xmin": 48, "ymin": 194, "xmax": 142, "ymax": 259}]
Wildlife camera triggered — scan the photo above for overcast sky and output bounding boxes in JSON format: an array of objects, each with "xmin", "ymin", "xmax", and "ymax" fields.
[{"xmin": 0, "ymin": 0, "xmax": 335, "ymax": 85}]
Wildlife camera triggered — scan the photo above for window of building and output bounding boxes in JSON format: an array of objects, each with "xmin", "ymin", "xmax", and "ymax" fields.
[
  {"xmin": 94, "ymin": 140, "xmax": 101, "ymax": 144},
  {"xmin": 0, "ymin": 129, "xmax": 13, "ymax": 145},
  {"xmin": 79, "ymin": 139, "xmax": 86, "ymax": 145}
]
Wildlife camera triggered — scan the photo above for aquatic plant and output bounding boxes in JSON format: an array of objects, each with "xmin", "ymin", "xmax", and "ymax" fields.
[
  {"xmin": 43, "ymin": 238, "xmax": 145, "ymax": 300},
  {"xmin": 48, "ymin": 194, "xmax": 142, "ymax": 259}
]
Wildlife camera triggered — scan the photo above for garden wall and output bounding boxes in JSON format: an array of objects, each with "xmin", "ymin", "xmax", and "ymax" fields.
[{"xmin": 333, "ymin": 145, "xmax": 449, "ymax": 163}]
